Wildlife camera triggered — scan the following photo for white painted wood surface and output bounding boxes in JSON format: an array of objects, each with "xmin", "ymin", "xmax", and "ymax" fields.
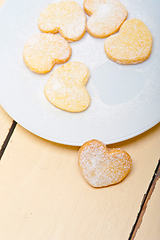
[{"xmin": 0, "ymin": 122, "xmax": 160, "ymax": 240}]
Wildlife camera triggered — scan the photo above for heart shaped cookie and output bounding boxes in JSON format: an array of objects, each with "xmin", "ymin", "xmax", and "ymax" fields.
[
  {"xmin": 23, "ymin": 33, "xmax": 71, "ymax": 74},
  {"xmin": 78, "ymin": 139, "xmax": 132, "ymax": 187},
  {"xmin": 38, "ymin": 1, "xmax": 86, "ymax": 42},
  {"xmin": 44, "ymin": 62, "xmax": 91, "ymax": 112},
  {"xmin": 104, "ymin": 18, "xmax": 153, "ymax": 64},
  {"xmin": 83, "ymin": 0, "xmax": 127, "ymax": 38}
]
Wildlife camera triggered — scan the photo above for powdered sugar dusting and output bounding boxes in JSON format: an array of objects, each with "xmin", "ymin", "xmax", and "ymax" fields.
[
  {"xmin": 104, "ymin": 18, "xmax": 153, "ymax": 64},
  {"xmin": 84, "ymin": 0, "xmax": 128, "ymax": 37},
  {"xmin": 10, "ymin": 0, "xmax": 159, "ymax": 145},
  {"xmin": 38, "ymin": 1, "xmax": 86, "ymax": 42},
  {"xmin": 23, "ymin": 33, "xmax": 71, "ymax": 73},
  {"xmin": 44, "ymin": 62, "xmax": 91, "ymax": 112},
  {"xmin": 78, "ymin": 140, "xmax": 132, "ymax": 187}
]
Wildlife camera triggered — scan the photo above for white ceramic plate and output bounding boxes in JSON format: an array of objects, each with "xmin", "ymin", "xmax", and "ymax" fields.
[{"xmin": 0, "ymin": 0, "xmax": 160, "ymax": 146}]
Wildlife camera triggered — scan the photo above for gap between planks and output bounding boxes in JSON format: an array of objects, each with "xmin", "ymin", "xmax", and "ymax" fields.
[
  {"xmin": 0, "ymin": 120, "xmax": 160, "ymax": 239},
  {"xmin": 128, "ymin": 159, "xmax": 160, "ymax": 240},
  {"xmin": 0, "ymin": 120, "xmax": 17, "ymax": 160}
]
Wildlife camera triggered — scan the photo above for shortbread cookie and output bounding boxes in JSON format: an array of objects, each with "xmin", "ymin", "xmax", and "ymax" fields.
[
  {"xmin": 44, "ymin": 62, "xmax": 91, "ymax": 112},
  {"xmin": 23, "ymin": 33, "xmax": 71, "ymax": 74},
  {"xmin": 104, "ymin": 18, "xmax": 153, "ymax": 64},
  {"xmin": 78, "ymin": 139, "xmax": 132, "ymax": 187},
  {"xmin": 83, "ymin": 0, "xmax": 127, "ymax": 38},
  {"xmin": 38, "ymin": 1, "xmax": 86, "ymax": 42}
]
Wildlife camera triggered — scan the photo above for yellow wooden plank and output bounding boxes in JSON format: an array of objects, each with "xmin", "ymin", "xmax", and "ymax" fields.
[
  {"xmin": 135, "ymin": 178, "xmax": 160, "ymax": 240},
  {"xmin": 0, "ymin": 0, "xmax": 5, "ymax": 7},
  {"xmin": 0, "ymin": 123, "xmax": 160, "ymax": 240},
  {"xmin": 0, "ymin": 106, "xmax": 13, "ymax": 148}
]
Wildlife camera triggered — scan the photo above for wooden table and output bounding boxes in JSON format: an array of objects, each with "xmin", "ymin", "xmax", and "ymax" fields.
[
  {"xmin": 0, "ymin": 1, "xmax": 160, "ymax": 239},
  {"xmin": 1, "ymin": 104, "xmax": 160, "ymax": 240}
]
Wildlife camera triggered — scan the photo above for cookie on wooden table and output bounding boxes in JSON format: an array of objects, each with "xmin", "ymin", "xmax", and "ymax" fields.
[{"xmin": 78, "ymin": 139, "xmax": 132, "ymax": 187}]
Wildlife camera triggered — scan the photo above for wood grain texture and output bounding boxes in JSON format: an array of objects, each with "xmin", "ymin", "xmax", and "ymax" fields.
[
  {"xmin": 0, "ymin": 123, "xmax": 160, "ymax": 240},
  {"xmin": 129, "ymin": 160, "xmax": 160, "ymax": 240},
  {"xmin": 134, "ymin": 178, "xmax": 160, "ymax": 240}
]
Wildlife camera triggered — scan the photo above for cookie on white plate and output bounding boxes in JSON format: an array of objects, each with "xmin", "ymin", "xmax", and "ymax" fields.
[
  {"xmin": 23, "ymin": 33, "xmax": 71, "ymax": 73},
  {"xmin": 38, "ymin": 1, "xmax": 86, "ymax": 42},
  {"xmin": 104, "ymin": 18, "xmax": 153, "ymax": 64},
  {"xmin": 44, "ymin": 62, "xmax": 91, "ymax": 112},
  {"xmin": 83, "ymin": 0, "xmax": 128, "ymax": 38}
]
